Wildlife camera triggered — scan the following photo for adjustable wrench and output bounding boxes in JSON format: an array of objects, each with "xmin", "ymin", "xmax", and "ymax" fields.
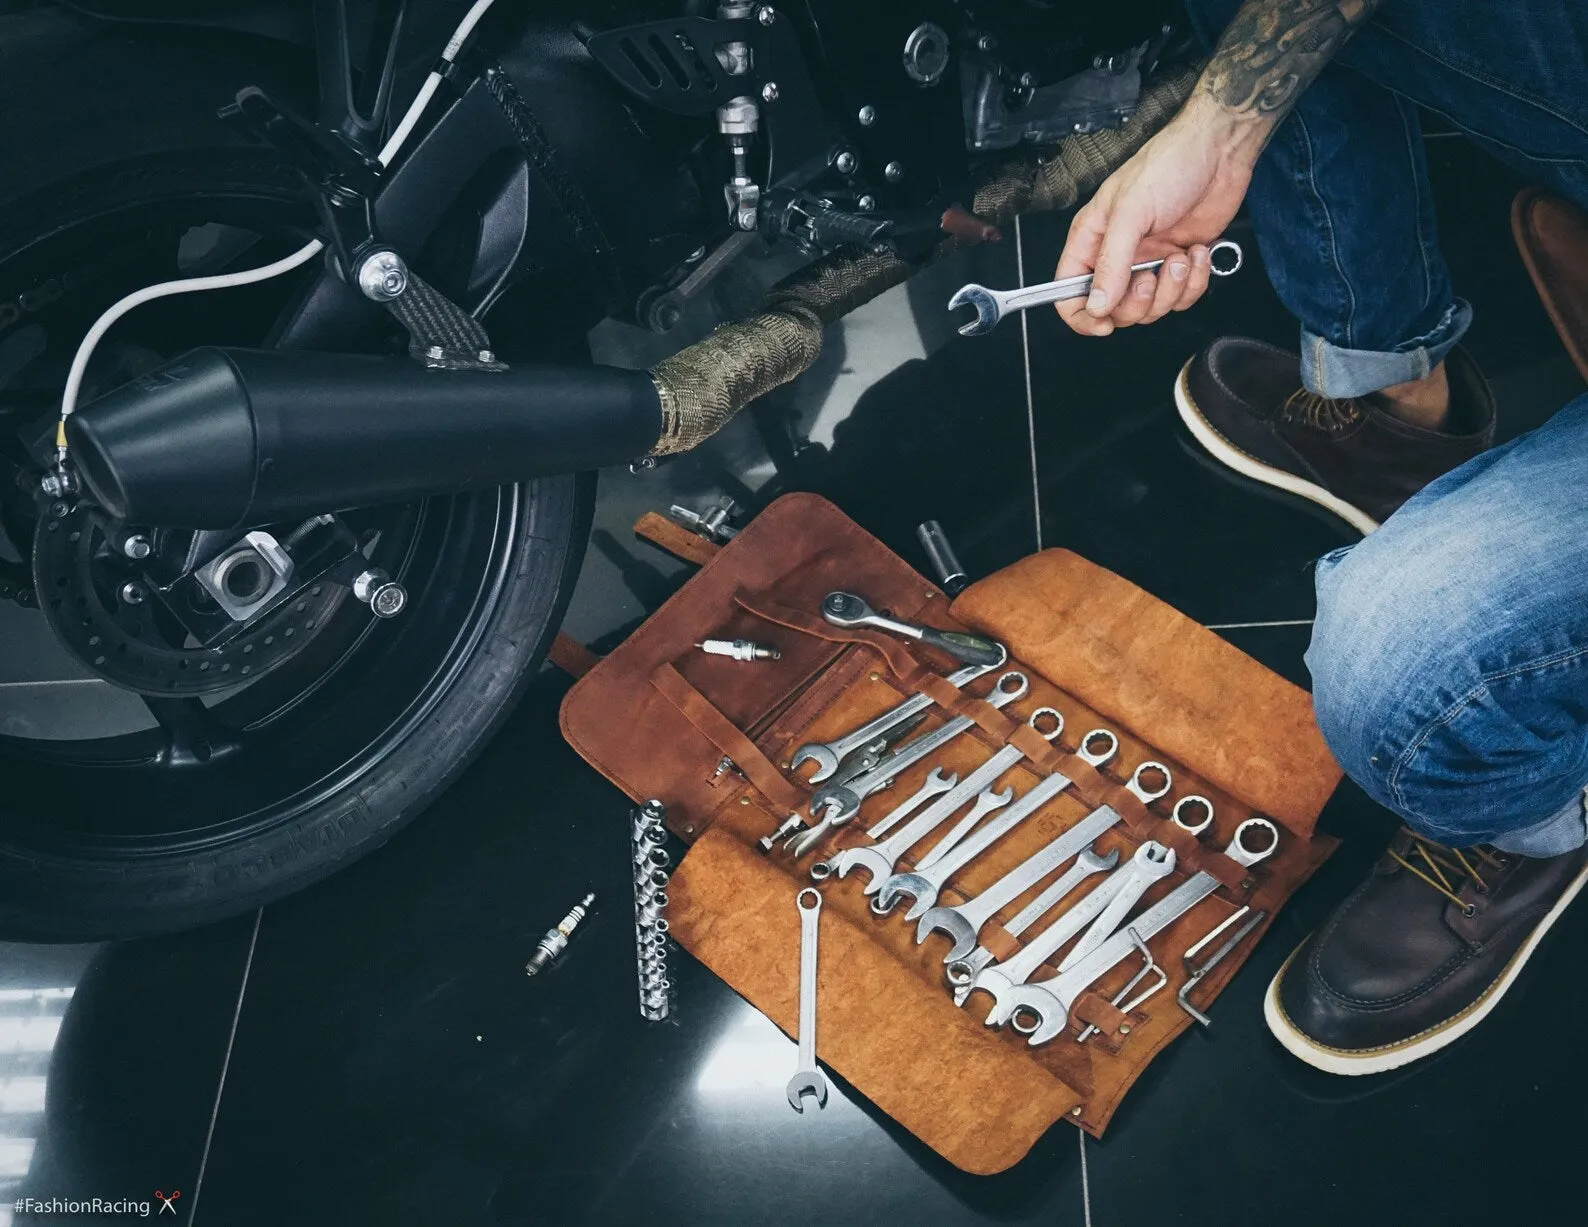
[
  {"xmin": 948, "ymin": 239, "xmax": 1244, "ymax": 337},
  {"xmin": 968, "ymin": 839, "xmax": 1175, "ymax": 1026},
  {"xmin": 1000, "ymin": 818, "xmax": 1280, "ymax": 1045},
  {"xmin": 1056, "ymin": 842, "xmax": 1176, "ymax": 971},
  {"xmin": 786, "ymin": 888, "xmax": 828, "ymax": 1111},
  {"xmin": 806, "ymin": 671, "xmax": 1029, "ymax": 821},
  {"xmin": 820, "ymin": 591, "xmax": 1005, "ymax": 667},
  {"xmin": 789, "ymin": 654, "xmax": 1003, "ymax": 785},
  {"xmin": 942, "ymin": 844, "xmax": 1119, "ymax": 1001},
  {"xmin": 828, "ymin": 706, "xmax": 1061, "ymax": 892}
]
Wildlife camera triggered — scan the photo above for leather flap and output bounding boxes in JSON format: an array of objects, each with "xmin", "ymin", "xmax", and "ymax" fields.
[{"xmin": 952, "ymin": 549, "xmax": 1342, "ymax": 837}]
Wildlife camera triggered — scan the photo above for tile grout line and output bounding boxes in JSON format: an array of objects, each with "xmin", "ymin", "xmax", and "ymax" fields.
[
  {"xmin": 1015, "ymin": 216, "xmax": 1044, "ymax": 552},
  {"xmin": 1204, "ymin": 619, "xmax": 1315, "ymax": 630},
  {"xmin": 185, "ymin": 907, "xmax": 263, "ymax": 1224},
  {"xmin": 1078, "ymin": 1127, "xmax": 1093, "ymax": 1227}
]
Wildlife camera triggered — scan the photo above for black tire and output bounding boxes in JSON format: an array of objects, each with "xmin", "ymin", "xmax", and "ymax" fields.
[{"xmin": 0, "ymin": 11, "xmax": 594, "ymax": 939}]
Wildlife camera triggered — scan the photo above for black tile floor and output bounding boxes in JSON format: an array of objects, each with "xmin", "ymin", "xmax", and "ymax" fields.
[{"xmin": 3, "ymin": 131, "xmax": 1587, "ymax": 1226}]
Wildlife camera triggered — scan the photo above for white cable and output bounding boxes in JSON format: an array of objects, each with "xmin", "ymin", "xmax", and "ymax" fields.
[{"xmin": 55, "ymin": 0, "xmax": 503, "ymax": 449}]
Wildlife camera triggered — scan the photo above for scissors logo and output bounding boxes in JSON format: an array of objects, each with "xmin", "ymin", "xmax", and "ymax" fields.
[{"xmin": 155, "ymin": 1189, "xmax": 181, "ymax": 1215}]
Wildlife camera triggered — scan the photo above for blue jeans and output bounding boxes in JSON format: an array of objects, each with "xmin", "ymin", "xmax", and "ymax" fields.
[
  {"xmin": 1185, "ymin": 0, "xmax": 1588, "ymax": 397},
  {"xmin": 1307, "ymin": 395, "xmax": 1588, "ymax": 856}
]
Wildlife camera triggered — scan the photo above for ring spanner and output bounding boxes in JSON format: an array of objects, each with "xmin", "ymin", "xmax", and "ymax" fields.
[{"xmin": 786, "ymin": 888, "xmax": 827, "ymax": 1111}]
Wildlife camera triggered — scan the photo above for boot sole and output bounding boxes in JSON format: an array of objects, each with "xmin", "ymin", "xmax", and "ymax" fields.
[
  {"xmin": 1263, "ymin": 856, "xmax": 1588, "ymax": 1075},
  {"xmin": 1173, "ymin": 359, "xmax": 1380, "ymax": 537}
]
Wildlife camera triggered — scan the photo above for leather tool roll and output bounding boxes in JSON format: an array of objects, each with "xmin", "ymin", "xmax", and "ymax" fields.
[{"xmin": 561, "ymin": 493, "xmax": 1341, "ymax": 1171}]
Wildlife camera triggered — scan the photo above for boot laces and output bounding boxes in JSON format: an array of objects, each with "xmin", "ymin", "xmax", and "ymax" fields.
[
  {"xmin": 1282, "ymin": 388, "xmax": 1364, "ymax": 434},
  {"xmin": 1389, "ymin": 832, "xmax": 1508, "ymax": 916}
]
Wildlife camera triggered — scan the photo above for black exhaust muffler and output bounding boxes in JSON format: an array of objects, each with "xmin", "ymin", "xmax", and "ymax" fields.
[{"xmin": 66, "ymin": 347, "xmax": 664, "ymax": 529}]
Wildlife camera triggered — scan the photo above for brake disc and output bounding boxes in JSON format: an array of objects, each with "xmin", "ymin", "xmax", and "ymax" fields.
[{"xmin": 32, "ymin": 502, "xmax": 348, "ymax": 696}]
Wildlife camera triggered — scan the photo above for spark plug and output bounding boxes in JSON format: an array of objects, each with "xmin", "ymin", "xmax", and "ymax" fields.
[
  {"xmin": 525, "ymin": 891, "xmax": 596, "ymax": 976},
  {"xmin": 698, "ymin": 638, "xmax": 781, "ymax": 662}
]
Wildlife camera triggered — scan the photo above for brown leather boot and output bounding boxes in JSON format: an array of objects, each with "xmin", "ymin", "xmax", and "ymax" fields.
[
  {"xmin": 1265, "ymin": 830, "xmax": 1588, "ymax": 1075},
  {"xmin": 1513, "ymin": 187, "xmax": 1588, "ymax": 385},
  {"xmin": 1175, "ymin": 339, "xmax": 1496, "ymax": 535}
]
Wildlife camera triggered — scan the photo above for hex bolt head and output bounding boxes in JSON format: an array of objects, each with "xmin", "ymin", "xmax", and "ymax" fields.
[
  {"xmin": 857, "ymin": 104, "xmax": 876, "ymax": 126},
  {"xmin": 355, "ymin": 249, "xmax": 409, "ymax": 302},
  {"xmin": 761, "ymin": 81, "xmax": 779, "ymax": 102},
  {"xmin": 756, "ymin": 5, "xmax": 775, "ymax": 24},
  {"xmin": 857, "ymin": 194, "xmax": 876, "ymax": 212},
  {"xmin": 477, "ymin": 349, "xmax": 496, "ymax": 364},
  {"xmin": 833, "ymin": 150, "xmax": 857, "ymax": 175},
  {"xmin": 120, "ymin": 582, "xmax": 148, "ymax": 605},
  {"xmin": 122, "ymin": 534, "xmax": 152, "ymax": 561},
  {"xmin": 884, "ymin": 160, "xmax": 904, "ymax": 182},
  {"xmin": 425, "ymin": 345, "xmax": 445, "ymax": 361}
]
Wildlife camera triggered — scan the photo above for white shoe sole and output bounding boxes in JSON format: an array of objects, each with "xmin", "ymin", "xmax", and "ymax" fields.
[
  {"xmin": 1263, "ymin": 856, "xmax": 1588, "ymax": 1075},
  {"xmin": 1173, "ymin": 359, "xmax": 1381, "ymax": 537}
]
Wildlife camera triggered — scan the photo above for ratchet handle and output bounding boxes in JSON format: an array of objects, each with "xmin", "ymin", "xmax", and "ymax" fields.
[{"xmin": 917, "ymin": 627, "xmax": 1003, "ymax": 668}]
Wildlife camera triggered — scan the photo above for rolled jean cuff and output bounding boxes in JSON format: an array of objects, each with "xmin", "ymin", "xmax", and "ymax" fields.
[
  {"xmin": 1488, "ymin": 789, "xmax": 1588, "ymax": 858},
  {"xmin": 1300, "ymin": 298, "xmax": 1474, "ymax": 398}
]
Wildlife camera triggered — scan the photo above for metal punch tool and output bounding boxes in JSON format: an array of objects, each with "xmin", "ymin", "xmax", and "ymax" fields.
[{"xmin": 949, "ymin": 239, "xmax": 1244, "ymax": 337}]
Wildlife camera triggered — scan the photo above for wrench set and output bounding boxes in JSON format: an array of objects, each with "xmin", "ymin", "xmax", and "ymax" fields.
[
  {"xmin": 770, "ymin": 591, "xmax": 1279, "ymax": 1055},
  {"xmin": 631, "ymin": 800, "xmax": 673, "ymax": 1021}
]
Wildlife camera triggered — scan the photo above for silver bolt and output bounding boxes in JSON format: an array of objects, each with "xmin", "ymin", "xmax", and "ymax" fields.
[
  {"xmin": 832, "ymin": 150, "xmax": 857, "ymax": 175},
  {"xmin": 857, "ymin": 194, "xmax": 876, "ymax": 211},
  {"xmin": 120, "ymin": 582, "xmax": 147, "ymax": 605},
  {"xmin": 39, "ymin": 473, "xmax": 65, "ymax": 498},
  {"xmin": 352, "ymin": 569, "xmax": 408, "ymax": 618},
  {"xmin": 355, "ymin": 249, "xmax": 409, "ymax": 302},
  {"xmin": 761, "ymin": 81, "xmax": 779, "ymax": 102},
  {"xmin": 857, "ymin": 104, "xmax": 876, "ymax": 126},
  {"xmin": 477, "ymin": 349, "xmax": 496, "ymax": 364},
  {"xmin": 756, "ymin": 5, "xmax": 774, "ymax": 24},
  {"xmin": 122, "ymin": 534, "xmax": 152, "ymax": 561},
  {"xmin": 977, "ymin": 33, "xmax": 996, "ymax": 51},
  {"xmin": 884, "ymin": 160, "xmax": 904, "ymax": 182},
  {"xmin": 425, "ymin": 345, "xmax": 445, "ymax": 361},
  {"xmin": 1019, "ymin": 71, "xmax": 1036, "ymax": 88}
]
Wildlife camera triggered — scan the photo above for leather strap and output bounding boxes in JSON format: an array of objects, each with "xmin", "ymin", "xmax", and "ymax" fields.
[
  {"xmin": 651, "ymin": 664, "xmax": 804, "ymax": 814},
  {"xmin": 979, "ymin": 921, "xmax": 1021, "ymax": 962},
  {"xmin": 633, "ymin": 511, "xmax": 722, "ymax": 567},
  {"xmin": 547, "ymin": 632, "xmax": 601, "ymax": 679}
]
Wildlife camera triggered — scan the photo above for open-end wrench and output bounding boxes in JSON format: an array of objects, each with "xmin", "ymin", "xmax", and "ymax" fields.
[
  {"xmin": 807, "ymin": 769, "xmax": 959, "ymax": 879},
  {"xmin": 908, "ymin": 783, "xmax": 1016, "ymax": 877},
  {"xmin": 942, "ymin": 844, "xmax": 1119, "ymax": 1002},
  {"xmin": 1000, "ymin": 819, "xmax": 1280, "ymax": 1045},
  {"xmin": 789, "ymin": 654, "xmax": 1004, "ymax": 785},
  {"xmin": 966, "ymin": 840, "xmax": 1174, "ymax": 1026},
  {"xmin": 786, "ymin": 888, "xmax": 827, "ymax": 1111},
  {"xmin": 904, "ymin": 729, "xmax": 1120, "ymax": 937},
  {"xmin": 828, "ymin": 706, "xmax": 1060, "ymax": 893},
  {"xmin": 820, "ymin": 591, "xmax": 1005, "ymax": 668},
  {"xmin": 948, "ymin": 239, "xmax": 1244, "ymax": 337},
  {"xmin": 1056, "ymin": 841, "xmax": 1176, "ymax": 971},
  {"xmin": 806, "ymin": 671, "xmax": 1029, "ymax": 822},
  {"xmin": 785, "ymin": 717, "xmax": 930, "ymax": 858}
]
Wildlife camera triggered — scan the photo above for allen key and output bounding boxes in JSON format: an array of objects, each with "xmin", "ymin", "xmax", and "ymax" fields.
[
  {"xmin": 1076, "ymin": 928, "xmax": 1166, "ymax": 1044},
  {"xmin": 1177, "ymin": 906, "xmax": 1268, "ymax": 1027}
]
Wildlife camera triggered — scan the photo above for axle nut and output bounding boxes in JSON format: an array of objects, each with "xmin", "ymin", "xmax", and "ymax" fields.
[{"xmin": 353, "ymin": 568, "xmax": 408, "ymax": 618}]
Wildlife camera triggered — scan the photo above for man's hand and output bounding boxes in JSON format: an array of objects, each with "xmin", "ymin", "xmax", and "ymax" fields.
[
  {"xmin": 1056, "ymin": 97, "xmax": 1260, "ymax": 336},
  {"xmin": 1054, "ymin": 0, "xmax": 1385, "ymax": 336}
]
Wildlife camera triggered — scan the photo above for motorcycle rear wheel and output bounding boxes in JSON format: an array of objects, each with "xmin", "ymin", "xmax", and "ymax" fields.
[{"xmin": 0, "ymin": 21, "xmax": 593, "ymax": 940}]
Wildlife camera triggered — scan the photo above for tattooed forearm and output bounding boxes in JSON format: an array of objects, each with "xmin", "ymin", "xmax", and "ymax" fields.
[{"xmin": 1198, "ymin": 0, "xmax": 1385, "ymax": 122}]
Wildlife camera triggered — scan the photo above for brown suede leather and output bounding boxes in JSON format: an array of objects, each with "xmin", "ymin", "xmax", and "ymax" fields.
[
  {"xmin": 1513, "ymin": 187, "xmax": 1588, "ymax": 386},
  {"xmin": 560, "ymin": 493, "xmax": 1341, "ymax": 1168}
]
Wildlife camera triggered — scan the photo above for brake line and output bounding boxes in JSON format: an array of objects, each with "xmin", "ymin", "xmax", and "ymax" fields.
[{"xmin": 53, "ymin": 0, "xmax": 505, "ymax": 461}]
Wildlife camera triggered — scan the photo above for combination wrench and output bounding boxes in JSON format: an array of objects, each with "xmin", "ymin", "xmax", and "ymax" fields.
[
  {"xmin": 820, "ymin": 591, "xmax": 1005, "ymax": 668},
  {"xmin": 804, "ymin": 671, "xmax": 1030, "ymax": 823},
  {"xmin": 807, "ymin": 768, "xmax": 959, "ymax": 878},
  {"xmin": 967, "ymin": 839, "xmax": 1175, "ymax": 1026},
  {"xmin": 827, "ymin": 707, "xmax": 1062, "ymax": 892},
  {"xmin": 1056, "ymin": 842, "xmax": 1177, "ymax": 971},
  {"xmin": 941, "ymin": 844, "xmax": 1119, "ymax": 1002},
  {"xmin": 878, "ymin": 728, "xmax": 1119, "ymax": 919},
  {"xmin": 786, "ymin": 888, "xmax": 828, "ymax": 1111},
  {"xmin": 1000, "ymin": 818, "xmax": 1280, "ymax": 1045},
  {"xmin": 788, "ymin": 653, "xmax": 1004, "ymax": 785},
  {"xmin": 948, "ymin": 239, "xmax": 1244, "ymax": 337}
]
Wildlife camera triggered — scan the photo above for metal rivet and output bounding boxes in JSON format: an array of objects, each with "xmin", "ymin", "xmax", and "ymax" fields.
[
  {"xmin": 833, "ymin": 150, "xmax": 857, "ymax": 175},
  {"xmin": 1070, "ymin": 1106, "xmax": 1083, "ymax": 1117},
  {"xmin": 756, "ymin": 5, "xmax": 775, "ymax": 24},
  {"xmin": 857, "ymin": 104, "xmax": 876, "ymax": 126},
  {"xmin": 761, "ymin": 82, "xmax": 779, "ymax": 102},
  {"xmin": 1119, "ymin": 1024, "xmax": 1132, "ymax": 1035},
  {"xmin": 869, "ymin": 672, "xmax": 881, "ymax": 682},
  {"xmin": 739, "ymin": 796, "xmax": 751, "ymax": 805},
  {"xmin": 857, "ymin": 194, "xmax": 876, "ymax": 212},
  {"xmin": 884, "ymin": 161, "xmax": 904, "ymax": 182}
]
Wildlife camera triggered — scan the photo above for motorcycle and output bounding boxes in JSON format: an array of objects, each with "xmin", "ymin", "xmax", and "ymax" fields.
[{"xmin": 0, "ymin": 0, "xmax": 1190, "ymax": 938}]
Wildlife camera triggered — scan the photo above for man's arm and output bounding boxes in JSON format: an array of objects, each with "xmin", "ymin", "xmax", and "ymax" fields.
[{"xmin": 1055, "ymin": 0, "xmax": 1385, "ymax": 335}]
